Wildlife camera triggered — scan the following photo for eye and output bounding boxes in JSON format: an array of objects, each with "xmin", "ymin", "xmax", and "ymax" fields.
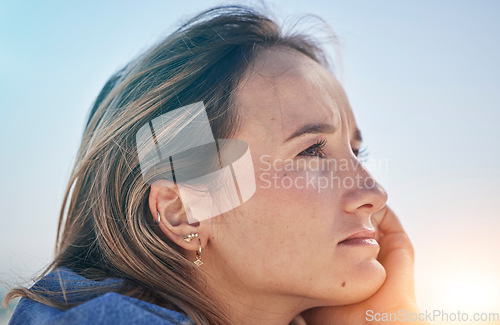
[
  {"xmin": 297, "ymin": 138, "xmax": 327, "ymax": 158},
  {"xmin": 352, "ymin": 145, "xmax": 369, "ymax": 162}
]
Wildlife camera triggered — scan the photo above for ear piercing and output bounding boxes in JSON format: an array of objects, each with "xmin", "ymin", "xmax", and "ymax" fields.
[
  {"xmin": 194, "ymin": 239, "xmax": 203, "ymax": 266},
  {"xmin": 155, "ymin": 212, "xmax": 202, "ymax": 266},
  {"xmin": 181, "ymin": 233, "xmax": 203, "ymax": 266},
  {"xmin": 181, "ymin": 233, "xmax": 199, "ymax": 243}
]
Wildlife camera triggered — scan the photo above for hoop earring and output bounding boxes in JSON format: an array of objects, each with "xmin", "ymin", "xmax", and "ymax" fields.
[
  {"xmin": 156, "ymin": 211, "xmax": 161, "ymax": 225},
  {"xmin": 194, "ymin": 239, "xmax": 203, "ymax": 266}
]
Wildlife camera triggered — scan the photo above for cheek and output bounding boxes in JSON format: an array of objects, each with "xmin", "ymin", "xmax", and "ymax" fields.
[
  {"xmin": 254, "ymin": 167, "xmax": 342, "ymax": 228},
  {"xmin": 255, "ymin": 170, "xmax": 335, "ymax": 228},
  {"xmin": 232, "ymin": 170, "xmax": 342, "ymax": 268}
]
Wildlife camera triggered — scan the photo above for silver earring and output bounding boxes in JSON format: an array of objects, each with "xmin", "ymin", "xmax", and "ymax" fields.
[{"xmin": 156, "ymin": 212, "xmax": 161, "ymax": 225}]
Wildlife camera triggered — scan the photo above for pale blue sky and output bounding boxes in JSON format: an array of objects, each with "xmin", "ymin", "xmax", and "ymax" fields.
[{"xmin": 1, "ymin": 0, "xmax": 499, "ymax": 320}]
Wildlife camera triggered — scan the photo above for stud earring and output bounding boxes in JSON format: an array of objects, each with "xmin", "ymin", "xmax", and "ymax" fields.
[
  {"xmin": 181, "ymin": 233, "xmax": 198, "ymax": 243},
  {"xmin": 194, "ymin": 238, "xmax": 203, "ymax": 266}
]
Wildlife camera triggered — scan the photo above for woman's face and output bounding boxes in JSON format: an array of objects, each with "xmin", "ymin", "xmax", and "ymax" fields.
[{"xmin": 207, "ymin": 48, "xmax": 388, "ymax": 309}]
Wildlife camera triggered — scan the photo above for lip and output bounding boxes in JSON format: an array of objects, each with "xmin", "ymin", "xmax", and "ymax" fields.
[{"xmin": 338, "ymin": 228, "xmax": 378, "ymax": 246}]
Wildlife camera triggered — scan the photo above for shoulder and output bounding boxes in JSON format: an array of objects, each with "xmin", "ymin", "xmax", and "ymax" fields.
[
  {"xmin": 10, "ymin": 292, "xmax": 194, "ymax": 325},
  {"xmin": 8, "ymin": 267, "xmax": 195, "ymax": 325}
]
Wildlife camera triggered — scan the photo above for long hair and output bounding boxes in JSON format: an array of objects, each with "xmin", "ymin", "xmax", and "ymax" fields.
[{"xmin": 3, "ymin": 5, "xmax": 332, "ymax": 324}]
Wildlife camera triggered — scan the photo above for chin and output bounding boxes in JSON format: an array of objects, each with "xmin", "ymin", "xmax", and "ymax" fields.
[
  {"xmin": 342, "ymin": 259, "xmax": 386, "ymax": 304},
  {"xmin": 306, "ymin": 258, "xmax": 386, "ymax": 307}
]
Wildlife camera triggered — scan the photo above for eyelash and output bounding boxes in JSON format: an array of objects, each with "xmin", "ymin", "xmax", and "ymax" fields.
[
  {"xmin": 297, "ymin": 138, "xmax": 370, "ymax": 161},
  {"xmin": 297, "ymin": 138, "xmax": 328, "ymax": 158},
  {"xmin": 353, "ymin": 146, "xmax": 369, "ymax": 162}
]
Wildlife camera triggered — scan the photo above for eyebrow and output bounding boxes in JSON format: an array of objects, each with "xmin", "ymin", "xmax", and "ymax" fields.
[
  {"xmin": 283, "ymin": 123, "xmax": 336, "ymax": 143},
  {"xmin": 283, "ymin": 122, "xmax": 363, "ymax": 144}
]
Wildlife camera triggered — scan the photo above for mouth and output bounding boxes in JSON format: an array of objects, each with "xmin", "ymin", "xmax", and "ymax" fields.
[{"xmin": 337, "ymin": 228, "xmax": 378, "ymax": 246}]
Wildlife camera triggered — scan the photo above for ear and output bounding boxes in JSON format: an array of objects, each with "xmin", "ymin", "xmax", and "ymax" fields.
[{"xmin": 148, "ymin": 179, "xmax": 210, "ymax": 251}]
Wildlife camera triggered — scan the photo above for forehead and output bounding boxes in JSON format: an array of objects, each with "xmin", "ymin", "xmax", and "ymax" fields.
[{"xmin": 234, "ymin": 48, "xmax": 356, "ymax": 141}]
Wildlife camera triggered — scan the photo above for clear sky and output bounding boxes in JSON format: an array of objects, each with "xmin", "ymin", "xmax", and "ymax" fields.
[{"xmin": 1, "ymin": 0, "xmax": 499, "ymax": 322}]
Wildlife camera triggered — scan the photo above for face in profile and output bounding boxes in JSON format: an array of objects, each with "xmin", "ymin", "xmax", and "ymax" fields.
[{"xmin": 206, "ymin": 47, "xmax": 388, "ymax": 308}]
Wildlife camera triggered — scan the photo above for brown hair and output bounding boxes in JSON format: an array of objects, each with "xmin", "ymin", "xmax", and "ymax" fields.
[{"xmin": 3, "ymin": 5, "xmax": 332, "ymax": 324}]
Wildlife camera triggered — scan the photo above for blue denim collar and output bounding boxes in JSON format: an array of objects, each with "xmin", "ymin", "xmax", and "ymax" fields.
[{"xmin": 8, "ymin": 267, "xmax": 195, "ymax": 325}]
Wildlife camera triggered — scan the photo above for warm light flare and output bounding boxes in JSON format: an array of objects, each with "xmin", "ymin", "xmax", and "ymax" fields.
[{"xmin": 421, "ymin": 273, "xmax": 500, "ymax": 325}]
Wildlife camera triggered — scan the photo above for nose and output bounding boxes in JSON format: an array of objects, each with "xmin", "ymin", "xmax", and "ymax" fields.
[{"xmin": 341, "ymin": 162, "xmax": 388, "ymax": 216}]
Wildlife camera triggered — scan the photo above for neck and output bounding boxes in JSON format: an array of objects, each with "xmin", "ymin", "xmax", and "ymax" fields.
[
  {"xmin": 200, "ymin": 261, "xmax": 314, "ymax": 325},
  {"xmin": 214, "ymin": 284, "xmax": 310, "ymax": 325}
]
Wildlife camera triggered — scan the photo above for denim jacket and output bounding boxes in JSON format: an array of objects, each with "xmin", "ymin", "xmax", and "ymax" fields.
[{"xmin": 9, "ymin": 267, "xmax": 195, "ymax": 325}]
